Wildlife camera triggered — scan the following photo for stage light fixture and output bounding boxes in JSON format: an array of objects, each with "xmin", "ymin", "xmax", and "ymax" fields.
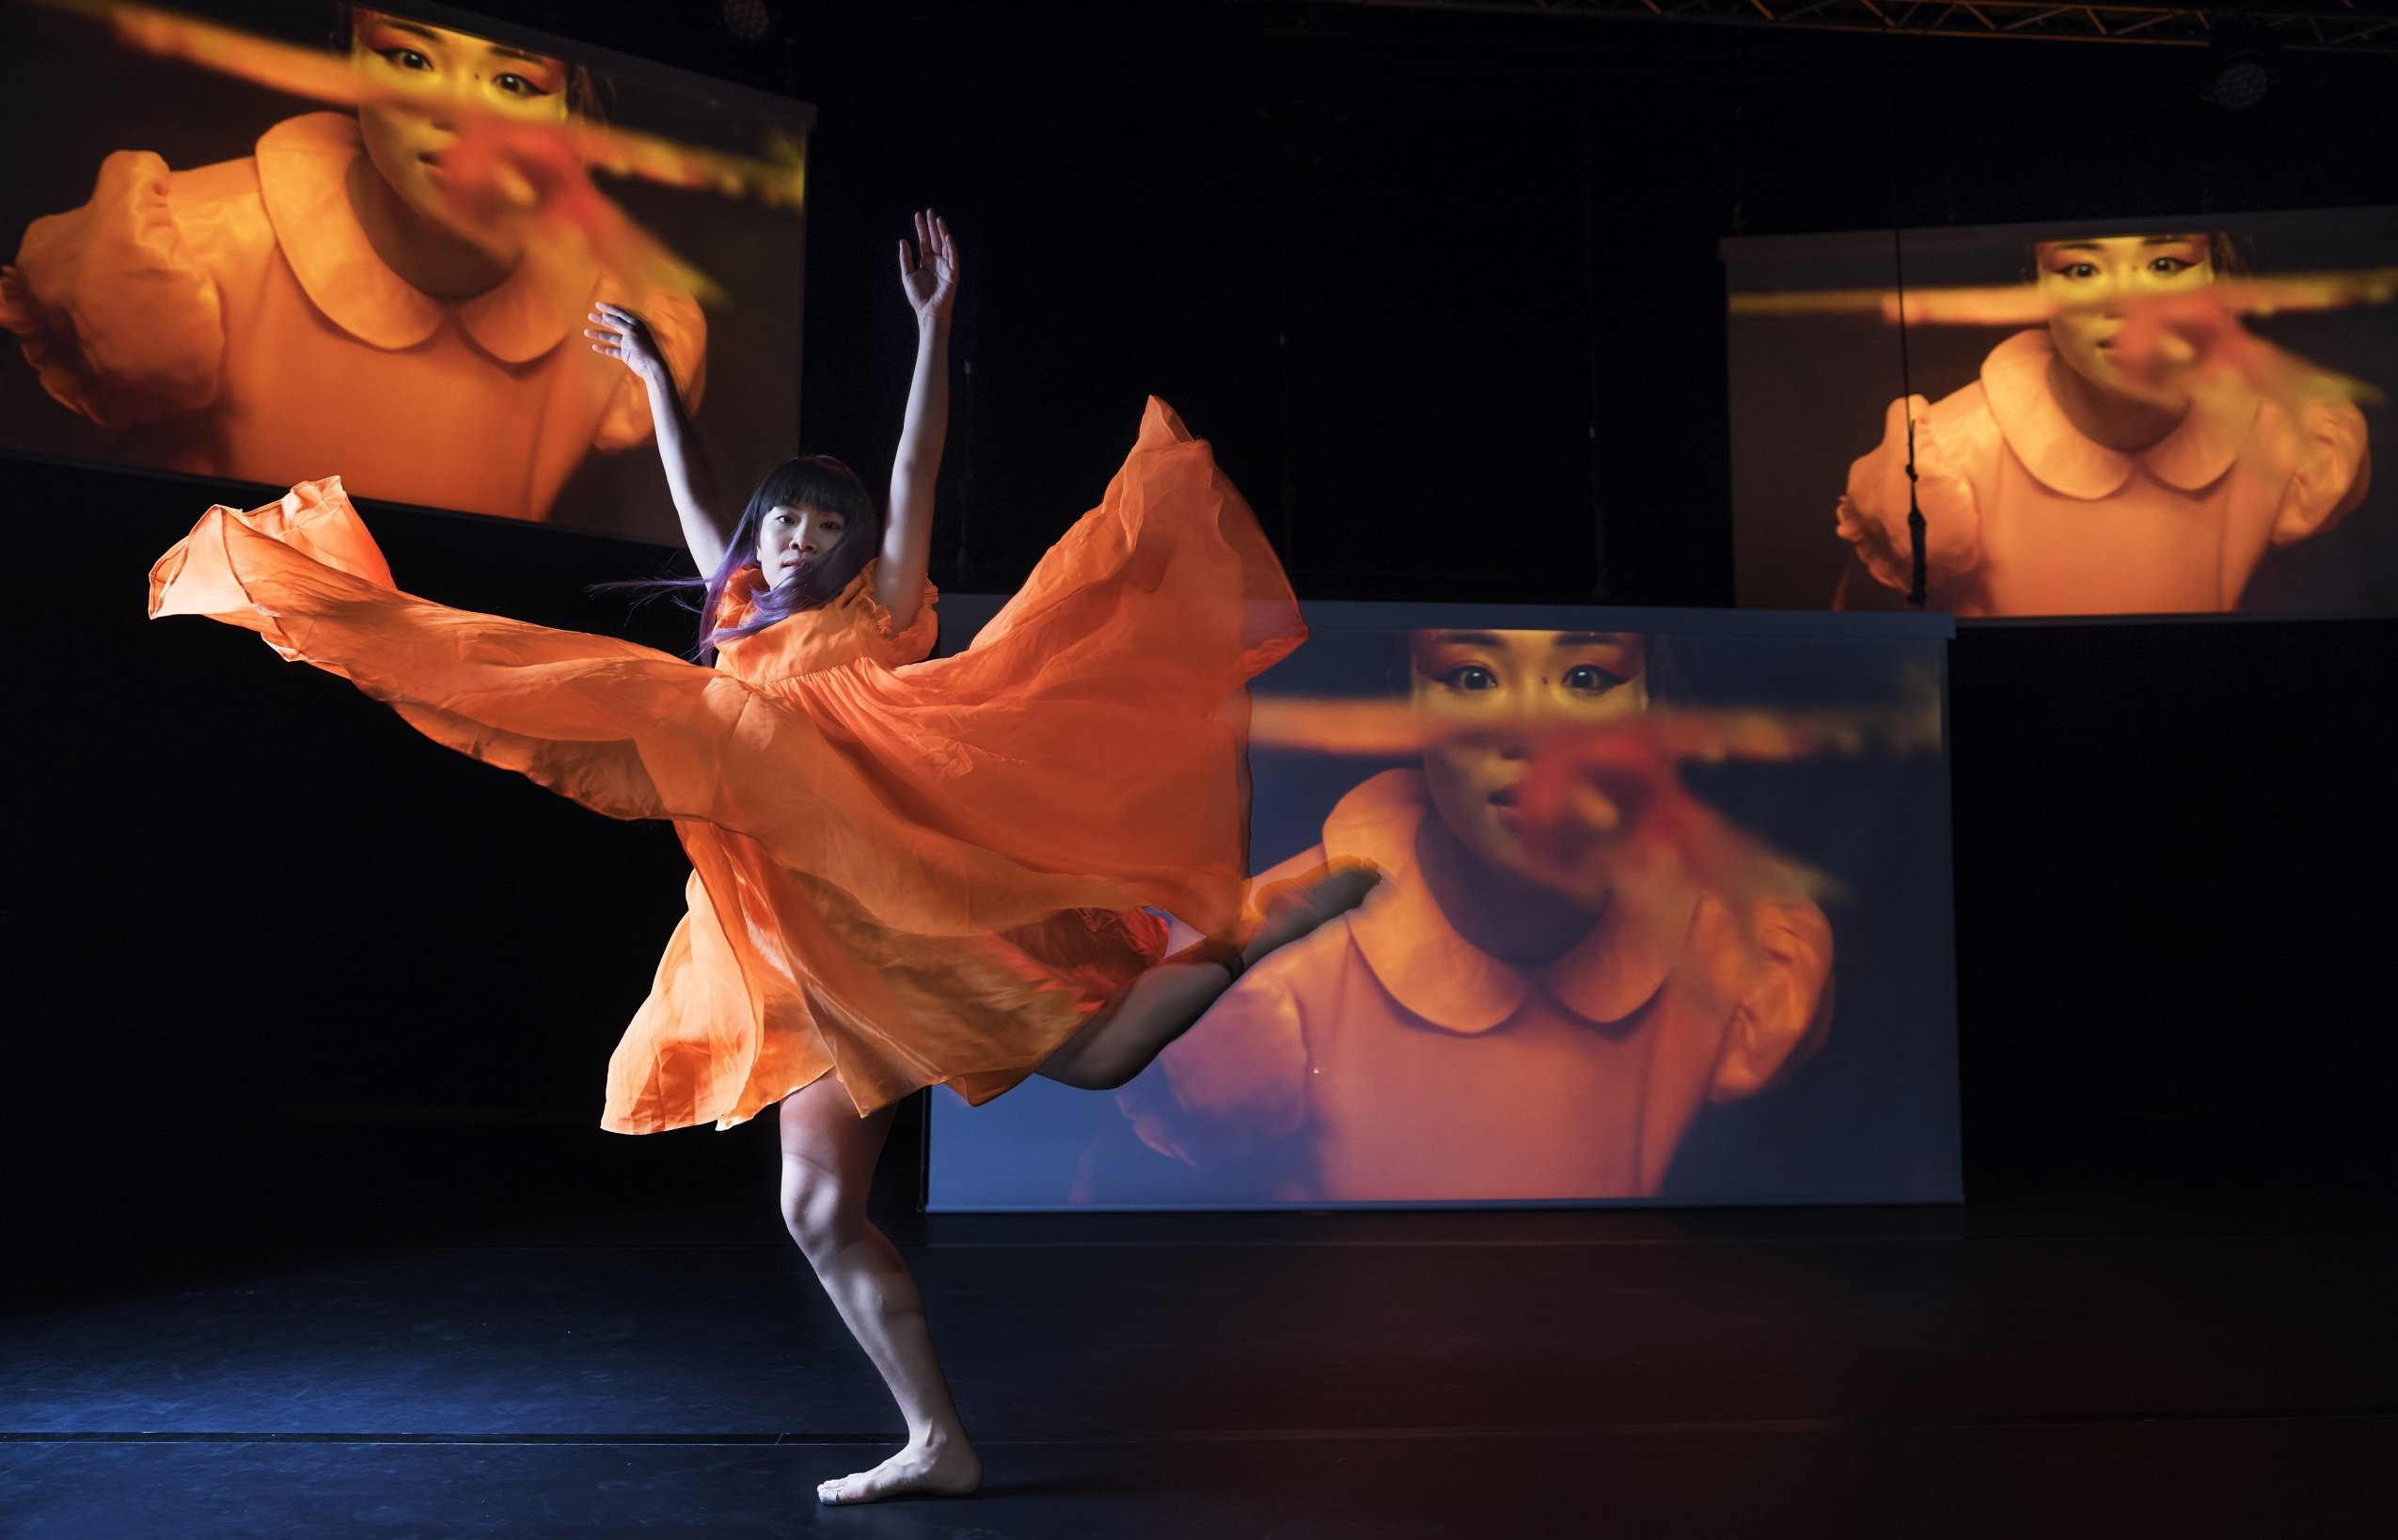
[
  {"xmin": 2209, "ymin": 51, "xmax": 2272, "ymax": 108},
  {"xmin": 2201, "ymin": 28, "xmax": 2281, "ymax": 111},
  {"xmin": 720, "ymin": 0, "xmax": 774, "ymax": 41}
]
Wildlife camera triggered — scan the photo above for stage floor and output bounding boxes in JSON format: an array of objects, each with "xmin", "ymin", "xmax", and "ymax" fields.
[{"xmin": 6, "ymin": 1129, "xmax": 2393, "ymax": 1537}]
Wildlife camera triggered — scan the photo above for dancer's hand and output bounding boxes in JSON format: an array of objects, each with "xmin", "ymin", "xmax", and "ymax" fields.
[
  {"xmin": 585, "ymin": 302, "xmax": 672, "ymax": 387},
  {"xmin": 898, "ymin": 208, "xmax": 959, "ymax": 327}
]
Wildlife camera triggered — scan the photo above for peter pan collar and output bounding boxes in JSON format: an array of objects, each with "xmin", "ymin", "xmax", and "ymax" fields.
[
  {"xmin": 1980, "ymin": 328, "xmax": 2258, "ymax": 500},
  {"xmin": 255, "ymin": 112, "xmax": 596, "ymax": 362},
  {"xmin": 1324, "ymin": 769, "xmax": 1694, "ymax": 1035}
]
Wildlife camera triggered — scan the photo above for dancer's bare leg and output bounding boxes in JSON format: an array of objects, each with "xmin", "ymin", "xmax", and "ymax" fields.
[
  {"xmin": 780, "ymin": 1076, "xmax": 982, "ymax": 1506},
  {"xmin": 790, "ymin": 863, "xmax": 1375, "ymax": 1502},
  {"xmin": 1037, "ymin": 861, "xmax": 1380, "ymax": 1090}
]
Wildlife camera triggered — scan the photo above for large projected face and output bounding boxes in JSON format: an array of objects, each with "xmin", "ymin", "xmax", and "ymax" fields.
[
  {"xmin": 1724, "ymin": 208, "xmax": 2394, "ymax": 619},
  {"xmin": 2035, "ymin": 232, "xmax": 2217, "ymax": 404},
  {"xmin": 1410, "ymin": 628, "xmax": 1648, "ymax": 886},
  {"xmin": 347, "ymin": 10, "xmax": 572, "ymax": 259},
  {"xmin": 0, "ymin": 1, "xmax": 811, "ymax": 541},
  {"xmin": 928, "ymin": 606, "xmax": 1962, "ymax": 1212}
]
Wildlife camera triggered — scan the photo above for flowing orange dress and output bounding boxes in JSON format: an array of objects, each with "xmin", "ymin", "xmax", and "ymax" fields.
[{"xmin": 149, "ymin": 398, "xmax": 1304, "ymax": 1130}]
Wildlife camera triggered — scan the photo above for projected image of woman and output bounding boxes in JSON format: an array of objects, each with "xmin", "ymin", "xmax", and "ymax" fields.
[
  {"xmin": 0, "ymin": 8, "xmax": 704, "ymax": 524},
  {"xmin": 1836, "ymin": 232, "xmax": 2370, "ymax": 615},
  {"xmin": 1121, "ymin": 630, "xmax": 1835, "ymax": 1202},
  {"xmin": 149, "ymin": 210, "xmax": 1376, "ymax": 1505}
]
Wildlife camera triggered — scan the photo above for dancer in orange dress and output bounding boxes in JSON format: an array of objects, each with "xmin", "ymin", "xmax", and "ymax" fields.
[{"xmin": 150, "ymin": 211, "xmax": 1377, "ymax": 1504}]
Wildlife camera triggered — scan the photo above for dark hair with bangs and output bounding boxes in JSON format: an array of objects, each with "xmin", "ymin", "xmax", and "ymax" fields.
[{"xmin": 594, "ymin": 455, "xmax": 884, "ymax": 662}]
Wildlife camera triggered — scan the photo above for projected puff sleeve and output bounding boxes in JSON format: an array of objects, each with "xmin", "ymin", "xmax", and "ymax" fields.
[
  {"xmin": 1701, "ymin": 897, "xmax": 1834, "ymax": 1103},
  {"xmin": 592, "ymin": 288, "xmax": 707, "ymax": 452},
  {"xmin": 0, "ymin": 151, "xmax": 225, "ymax": 428},
  {"xmin": 1836, "ymin": 394, "xmax": 1988, "ymax": 593},
  {"xmin": 2265, "ymin": 395, "xmax": 2371, "ymax": 546},
  {"xmin": 1119, "ymin": 964, "xmax": 1313, "ymax": 1168}
]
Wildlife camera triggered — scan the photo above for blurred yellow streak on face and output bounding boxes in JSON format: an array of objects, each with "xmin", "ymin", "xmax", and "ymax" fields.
[{"xmin": 2036, "ymin": 233, "xmax": 2216, "ymax": 393}]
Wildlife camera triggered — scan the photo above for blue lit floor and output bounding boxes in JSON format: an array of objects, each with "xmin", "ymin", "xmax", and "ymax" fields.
[{"xmin": 5, "ymin": 1134, "xmax": 2393, "ymax": 1537}]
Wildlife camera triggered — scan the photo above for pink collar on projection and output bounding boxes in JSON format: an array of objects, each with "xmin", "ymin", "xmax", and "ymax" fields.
[
  {"xmin": 1980, "ymin": 327, "xmax": 2258, "ymax": 501},
  {"xmin": 1319, "ymin": 768, "xmax": 1694, "ymax": 1036},
  {"xmin": 254, "ymin": 112, "xmax": 597, "ymax": 363}
]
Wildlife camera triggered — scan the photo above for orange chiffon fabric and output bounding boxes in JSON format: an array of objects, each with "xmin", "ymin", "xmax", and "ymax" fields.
[{"xmin": 149, "ymin": 398, "xmax": 1305, "ymax": 1129}]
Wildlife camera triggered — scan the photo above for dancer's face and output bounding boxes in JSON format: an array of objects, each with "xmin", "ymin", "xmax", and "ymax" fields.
[
  {"xmin": 2037, "ymin": 234, "xmax": 2216, "ymax": 393},
  {"xmin": 349, "ymin": 11, "xmax": 571, "ymax": 231},
  {"xmin": 1410, "ymin": 630, "xmax": 1648, "ymax": 876},
  {"xmin": 758, "ymin": 504, "xmax": 848, "ymax": 587}
]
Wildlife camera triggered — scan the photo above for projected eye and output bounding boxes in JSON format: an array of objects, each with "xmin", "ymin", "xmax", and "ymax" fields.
[
  {"xmin": 1561, "ymin": 664, "xmax": 1626, "ymax": 694},
  {"xmin": 2059, "ymin": 261, "xmax": 2099, "ymax": 281},
  {"xmin": 494, "ymin": 72, "xmax": 554, "ymax": 99},
  {"xmin": 1438, "ymin": 665, "xmax": 1500, "ymax": 693},
  {"xmin": 378, "ymin": 47, "xmax": 434, "ymax": 72},
  {"xmin": 2149, "ymin": 256, "xmax": 2195, "ymax": 275}
]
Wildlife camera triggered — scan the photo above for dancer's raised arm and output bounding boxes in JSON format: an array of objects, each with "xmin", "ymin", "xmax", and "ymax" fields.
[
  {"xmin": 588, "ymin": 302, "xmax": 733, "ymax": 573},
  {"xmin": 881, "ymin": 210, "xmax": 958, "ymax": 631}
]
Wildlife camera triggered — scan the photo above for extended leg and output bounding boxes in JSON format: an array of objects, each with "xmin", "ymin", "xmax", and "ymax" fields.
[
  {"xmin": 780, "ymin": 1075, "xmax": 982, "ymax": 1505},
  {"xmin": 1036, "ymin": 860, "xmax": 1380, "ymax": 1090}
]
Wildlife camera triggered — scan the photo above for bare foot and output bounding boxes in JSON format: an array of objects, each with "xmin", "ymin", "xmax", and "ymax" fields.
[
  {"xmin": 816, "ymin": 1438, "xmax": 983, "ymax": 1505},
  {"xmin": 1240, "ymin": 857, "xmax": 1383, "ymax": 965}
]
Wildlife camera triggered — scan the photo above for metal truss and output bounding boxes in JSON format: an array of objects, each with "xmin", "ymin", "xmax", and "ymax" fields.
[{"xmin": 1262, "ymin": 0, "xmax": 2398, "ymax": 54}]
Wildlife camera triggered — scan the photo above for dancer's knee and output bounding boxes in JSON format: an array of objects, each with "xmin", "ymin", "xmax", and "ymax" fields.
[
  {"xmin": 1038, "ymin": 1041, "xmax": 1133, "ymax": 1092},
  {"xmin": 1080, "ymin": 1056, "xmax": 1137, "ymax": 1092},
  {"xmin": 1039, "ymin": 1014, "xmax": 1154, "ymax": 1090},
  {"xmin": 780, "ymin": 1168, "xmax": 860, "ymax": 1266}
]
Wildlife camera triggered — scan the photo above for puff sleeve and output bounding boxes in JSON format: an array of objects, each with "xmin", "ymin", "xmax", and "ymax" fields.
[
  {"xmin": 1118, "ymin": 936, "xmax": 1314, "ymax": 1168},
  {"xmin": 842, "ymin": 567, "xmax": 939, "ymax": 666},
  {"xmin": 1701, "ymin": 897, "xmax": 1834, "ymax": 1102},
  {"xmin": 1836, "ymin": 394, "xmax": 1987, "ymax": 593},
  {"xmin": 0, "ymin": 150, "xmax": 225, "ymax": 428},
  {"xmin": 592, "ymin": 286, "xmax": 706, "ymax": 452},
  {"xmin": 2264, "ymin": 394, "xmax": 2372, "ymax": 547}
]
